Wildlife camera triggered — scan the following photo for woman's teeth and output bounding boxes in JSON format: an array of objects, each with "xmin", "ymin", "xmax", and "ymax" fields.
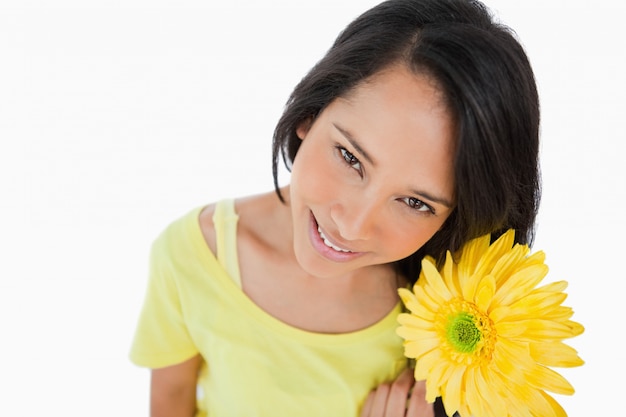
[{"xmin": 317, "ymin": 226, "xmax": 353, "ymax": 253}]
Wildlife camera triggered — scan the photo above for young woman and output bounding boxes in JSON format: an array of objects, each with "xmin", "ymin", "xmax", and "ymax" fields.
[{"xmin": 130, "ymin": 1, "xmax": 541, "ymax": 416}]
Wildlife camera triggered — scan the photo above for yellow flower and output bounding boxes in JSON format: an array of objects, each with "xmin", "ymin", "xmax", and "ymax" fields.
[{"xmin": 397, "ymin": 229, "xmax": 584, "ymax": 417}]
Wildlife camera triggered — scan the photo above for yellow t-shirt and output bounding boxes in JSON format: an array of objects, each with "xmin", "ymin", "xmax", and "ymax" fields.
[{"xmin": 130, "ymin": 200, "xmax": 408, "ymax": 416}]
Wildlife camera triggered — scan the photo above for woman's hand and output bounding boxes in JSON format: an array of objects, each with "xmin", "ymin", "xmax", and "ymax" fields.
[{"xmin": 360, "ymin": 368, "xmax": 434, "ymax": 417}]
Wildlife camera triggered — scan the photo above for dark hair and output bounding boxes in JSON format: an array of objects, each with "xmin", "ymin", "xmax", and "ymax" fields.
[{"xmin": 272, "ymin": 0, "xmax": 541, "ymax": 283}]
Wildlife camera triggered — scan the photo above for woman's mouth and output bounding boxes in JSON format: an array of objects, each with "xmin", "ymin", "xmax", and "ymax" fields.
[
  {"xmin": 317, "ymin": 225, "xmax": 353, "ymax": 253},
  {"xmin": 308, "ymin": 211, "xmax": 364, "ymax": 262}
]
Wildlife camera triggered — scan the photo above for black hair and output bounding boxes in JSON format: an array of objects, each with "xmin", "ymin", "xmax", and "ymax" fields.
[{"xmin": 272, "ymin": 0, "xmax": 541, "ymax": 283}]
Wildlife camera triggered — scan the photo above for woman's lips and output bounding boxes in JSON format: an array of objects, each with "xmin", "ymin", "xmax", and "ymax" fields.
[
  {"xmin": 308, "ymin": 211, "xmax": 364, "ymax": 262},
  {"xmin": 317, "ymin": 225, "xmax": 353, "ymax": 252}
]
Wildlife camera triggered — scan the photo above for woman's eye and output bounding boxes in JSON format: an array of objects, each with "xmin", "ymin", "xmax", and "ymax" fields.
[
  {"xmin": 404, "ymin": 197, "xmax": 434, "ymax": 213},
  {"xmin": 339, "ymin": 147, "xmax": 362, "ymax": 171}
]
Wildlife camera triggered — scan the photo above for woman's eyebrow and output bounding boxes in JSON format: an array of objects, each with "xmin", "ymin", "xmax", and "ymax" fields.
[
  {"xmin": 333, "ymin": 123, "xmax": 376, "ymax": 166},
  {"xmin": 411, "ymin": 188, "xmax": 455, "ymax": 209}
]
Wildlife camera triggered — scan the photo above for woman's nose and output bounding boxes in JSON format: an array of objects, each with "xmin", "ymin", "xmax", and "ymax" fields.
[{"xmin": 329, "ymin": 199, "xmax": 379, "ymax": 241}]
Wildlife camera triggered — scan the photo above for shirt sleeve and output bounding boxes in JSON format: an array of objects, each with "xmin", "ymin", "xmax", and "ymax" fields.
[{"xmin": 129, "ymin": 223, "xmax": 199, "ymax": 369}]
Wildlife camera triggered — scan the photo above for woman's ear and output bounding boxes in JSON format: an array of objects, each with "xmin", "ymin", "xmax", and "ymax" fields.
[{"xmin": 296, "ymin": 117, "xmax": 313, "ymax": 140}]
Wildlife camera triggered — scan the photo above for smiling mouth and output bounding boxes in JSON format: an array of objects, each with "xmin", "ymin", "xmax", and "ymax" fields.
[{"xmin": 317, "ymin": 225, "xmax": 353, "ymax": 253}]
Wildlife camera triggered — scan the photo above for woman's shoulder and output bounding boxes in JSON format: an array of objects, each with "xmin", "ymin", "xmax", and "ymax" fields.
[
  {"xmin": 198, "ymin": 190, "xmax": 290, "ymax": 256},
  {"xmin": 149, "ymin": 205, "xmax": 208, "ymax": 260}
]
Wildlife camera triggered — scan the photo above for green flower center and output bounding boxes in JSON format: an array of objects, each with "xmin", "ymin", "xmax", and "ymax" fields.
[
  {"xmin": 446, "ymin": 312, "xmax": 481, "ymax": 353},
  {"xmin": 437, "ymin": 298, "xmax": 496, "ymax": 366}
]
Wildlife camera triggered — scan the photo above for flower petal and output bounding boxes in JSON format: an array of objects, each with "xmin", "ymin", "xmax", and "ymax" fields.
[
  {"xmin": 489, "ymin": 244, "xmax": 530, "ymax": 285},
  {"xmin": 421, "ymin": 258, "xmax": 453, "ymax": 301},
  {"xmin": 457, "ymin": 234, "xmax": 490, "ymax": 281},
  {"xmin": 413, "ymin": 348, "xmax": 443, "ymax": 380},
  {"xmin": 473, "ymin": 229, "xmax": 516, "ymax": 278},
  {"xmin": 475, "ymin": 273, "xmax": 496, "ymax": 312},
  {"xmin": 529, "ymin": 341, "xmax": 585, "ymax": 367},
  {"xmin": 475, "ymin": 366, "xmax": 508, "ymax": 417},
  {"xmin": 397, "ymin": 288, "xmax": 420, "ymax": 314},
  {"xmin": 535, "ymin": 280, "xmax": 569, "ymax": 293},
  {"xmin": 403, "ymin": 337, "xmax": 440, "ymax": 359},
  {"xmin": 412, "ymin": 285, "xmax": 443, "ymax": 315},
  {"xmin": 526, "ymin": 364, "xmax": 575, "ymax": 395},
  {"xmin": 492, "ymin": 338, "xmax": 532, "ymax": 384},
  {"xmin": 397, "ymin": 313, "xmax": 433, "ymax": 331},
  {"xmin": 502, "ymin": 291, "xmax": 568, "ymax": 320},
  {"xmin": 540, "ymin": 391, "xmax": 568, "ymax": 417},
  {"xmin": 500, "ymin": 319, "xmax": 582, "ymax": 340},
  {"xmin": 461, "ymin": 268, "xmax": 482, "ymax": 301},
  {"xmin": 426, "ymin": 360, "xmax": 457, "ymax": 397},
  {"xmin": 423, "ymin": 369, "xmax": 442, "ymax": 403},
  {"xmin": 441, "ymin": 363, "xmax": 463, "ymax": 416},
  {"xmin": 525, "ymin": 385, "xmax": 561, "ymax": 417},
  {"xmin": 440, "ymin": 251, "xmax": 462, "ymax": 297},
  {"xmin": 493, "ymin": 264, "xmax": 549, "ymax": 306}
]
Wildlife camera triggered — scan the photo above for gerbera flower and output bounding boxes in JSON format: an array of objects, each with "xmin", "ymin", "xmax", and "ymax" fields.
[{"xmin": 397, "ymin": 229, "xmax": 584, "ymax": 417}]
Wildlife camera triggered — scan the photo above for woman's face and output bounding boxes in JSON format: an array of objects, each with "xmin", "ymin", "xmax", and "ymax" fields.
[{"xmin": 289, "ymin": 64, "xmax": 456, "ymax": 279}]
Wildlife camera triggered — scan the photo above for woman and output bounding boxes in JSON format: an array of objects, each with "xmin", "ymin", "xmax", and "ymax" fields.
[{"xmin": 130, "ymin": 1, "xmax": 540, "ymax": 415}]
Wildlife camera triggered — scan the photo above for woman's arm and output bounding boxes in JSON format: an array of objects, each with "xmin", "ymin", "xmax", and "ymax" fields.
[{"xmin": 150, "ymin": 354, "xmax": 202, "ymax": 417}]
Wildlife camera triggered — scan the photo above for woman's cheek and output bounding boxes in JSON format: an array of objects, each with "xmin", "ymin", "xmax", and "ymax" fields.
[
  {"xmin": 296, "ymin": 147, "xmax": 341, "ymax": 201},
  {"xmin": 304, "ymin": 166, "xmax": 339, "ymax": 203}
]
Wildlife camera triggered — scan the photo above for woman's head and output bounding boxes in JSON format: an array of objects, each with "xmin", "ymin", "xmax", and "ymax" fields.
[
  {"xmin": 272, "ymin": 0, "xmax": 541, "ymax": 282},
  {"xmin": 288, "ymin": 64, "xmax": 456, "ymax": 280}
]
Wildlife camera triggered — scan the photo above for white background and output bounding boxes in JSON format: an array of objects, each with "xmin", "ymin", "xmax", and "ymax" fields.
[{"xmin": 1, "ymin": 0, "xmax": 624, "ymax": 415}]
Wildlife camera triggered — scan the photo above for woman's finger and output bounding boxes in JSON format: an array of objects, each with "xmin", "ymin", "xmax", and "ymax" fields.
[
  {"xmin": 361, "ymin": 368, "xmax": 420, "ymax": 417},
  {"xmin": 406, "ymin": 379, "xmax": 434, "ymax": 417},
  {"xmin": 360, "ymin": 390, "xmax": 374, "ymax": 417},
  {"xmin": 383, "ymin": 368, "xmax": 415, "ymax": 417}
]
